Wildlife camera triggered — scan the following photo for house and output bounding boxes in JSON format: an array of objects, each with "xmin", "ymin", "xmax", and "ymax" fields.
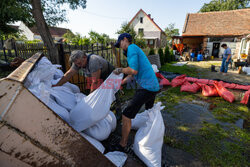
[
  {"xmin": 180, "ymin": 8, "xmax": 250, "ymax": 59},
  {"xmin": 18, "ymin": 22, "xmax": 71, "ymax": 41},
  {"xmin": 129, "ymin": 9, "xmax": 166, "ymax": 48}
]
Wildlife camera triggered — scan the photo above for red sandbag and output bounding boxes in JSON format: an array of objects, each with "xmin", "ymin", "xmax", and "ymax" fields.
[
  {"xmin": 241, "ymin": 90, "xmax": 250, "ymax": 105},
  {"xmin": 199, "ymin": 84, "xmax": 219, "ymax": 97},
  {"xmin": 197, "ymin": 79, "xmax": 210, "ymax": 85},
  {"xmin": 155, "ymin": 73, "xmax": 171, "ymax": 86},
  {"xmin": 213, "ymin": 81, "xmax": 235, "ymax": 103},
  {"xmin": 186, "ymin": 77, "xmax": 198, "ymax": 83},
  {"xmin": 180, "ymin": 81, "xmax": 200, "ymax": 93},
  {"xmin": 208, "ymin": 80, "xmax": 214, "ymax": 85},
  {"xmin": 171, "ymin": 74, "xmax": 186, "ymax": 87},
  {"xmin": 234, "ymin": 84, "xmax": 250, "ymax": 91},
  {"xmin": 155, "ymin": 72, "xmax": 164, "ymax": 79},
  {"xmin": 160, "ymin": 78, "xmax": 171, "ymax": 86}
]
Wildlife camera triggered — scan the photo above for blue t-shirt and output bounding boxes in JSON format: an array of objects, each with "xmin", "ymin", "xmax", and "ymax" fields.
[
  {"xmin": 127, "ymin": 44, "xmax": 159, "ymax": 92},
  {"xmin": 223, "ymin": 47, "xmax": 231, "ymax": 59}
]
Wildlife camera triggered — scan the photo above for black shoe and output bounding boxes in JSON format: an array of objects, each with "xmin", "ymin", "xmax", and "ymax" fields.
[{"xmin": 108, "ymin": 143, "xmax": 125, "ymax": 152}]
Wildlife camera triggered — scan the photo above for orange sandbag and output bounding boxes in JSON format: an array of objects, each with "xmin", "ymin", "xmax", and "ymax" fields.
[
  {"xmin": 180, "ymin": 81, "xmax": 200, "ymax": 93},
  {"xmin": 199, "ymin": 84, "xmax": 219, "ymax": 97},
  {"xmin": 241, "ymin": 90, "xmax": 250, "ymax": 105},
  {"xmin": 213, "ymin": 81, "xmax": 235, "ymax": 103},
  {"xmin": 171, "ymin": 74, "xmax": 186, "ymax": 87}
]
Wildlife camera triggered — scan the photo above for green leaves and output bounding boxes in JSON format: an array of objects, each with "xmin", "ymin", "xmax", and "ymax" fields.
[{"xmin": 199, "ymin": 0, "xmax": 250, "ymax": 13}]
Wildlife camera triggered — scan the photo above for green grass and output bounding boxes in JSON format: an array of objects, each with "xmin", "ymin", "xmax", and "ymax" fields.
[
  {"xmin": 160, "ymin": 63, "xmax": 199, "ymax": 77},
  {"xmin": 187, "ymin": 122, "xmax": 250, "ymax": 167},
  {"xmin": 155, "ymin": 62, "xmax": 249, "ymax": 166}
]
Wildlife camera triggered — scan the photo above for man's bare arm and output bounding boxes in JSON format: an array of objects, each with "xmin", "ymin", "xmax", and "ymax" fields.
[{"xmin": 53, "ymin": 68, "xmax": 77, "ymax": 86}]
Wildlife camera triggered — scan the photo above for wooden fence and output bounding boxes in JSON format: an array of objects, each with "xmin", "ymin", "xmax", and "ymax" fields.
[{"xmin": 0, "ymin": 41, "xmax": 126, "ymax": 92}]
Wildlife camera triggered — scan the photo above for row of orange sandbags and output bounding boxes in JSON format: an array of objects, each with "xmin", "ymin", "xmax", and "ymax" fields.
[{"xmin": 156, "ymin": 73, "xmax": 250, "ymax": 105}]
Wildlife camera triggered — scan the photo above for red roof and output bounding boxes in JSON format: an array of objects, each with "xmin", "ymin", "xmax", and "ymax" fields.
[
  {"xmin": 129, "ymin": 9, "xmax": 165, "ymax": 34},
  {"xmin": 182, "ymin": 8, "xmax": 250, "ymax": 37},
  {"xmin": 29, "ymin": 26, "xmax": 71, "ymax": 37}
]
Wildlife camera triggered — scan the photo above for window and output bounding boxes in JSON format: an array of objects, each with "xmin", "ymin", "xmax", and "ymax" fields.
[
  {"xmin": 138, "ymin": 28, "xmax": 144, "ymax": 35},
  {"xmin": 140, "ymin": 17, "xmax": 143, "ymax": 23},
  {"xmin": 149, "ymin": 39, "xmax": 154, "ymax": 45}
]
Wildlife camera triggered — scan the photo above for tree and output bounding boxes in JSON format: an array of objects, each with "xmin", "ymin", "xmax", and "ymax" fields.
[
  {"xmin": 116, "ymin": 22, "xmax": 137, "ymax": 42},
  {"xmin": 164, "ymin": 45, "xmax": 171, "ymax": 63},
  {"xmin": 199, "ymin": 0, "xmax": 250, "ymax": 12},
  {"xmin": 63, "ymin": 30, "xmax": 76, "ymax": 44},
  {"xmin": 1, "ymin": 0, "xmax": 87, "ymax": 63},
  {"xmin": 164, "ymin": 23, "xmax": 179, "ymax": 45},
  {"xmin": 158, "ymin": 48, "xmax": 164, "ymax": 65}
]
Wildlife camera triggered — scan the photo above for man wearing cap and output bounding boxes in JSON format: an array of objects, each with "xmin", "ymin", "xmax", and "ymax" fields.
[
  {"xmin": 53, "ymin": 50, "xmax": 114, "ymax": 92},
  {"xmin": 111, "ymin": 33, "xmax": 160, "ymax": 152},
  {"xmin": 220, "ymin": 43, "xmax": 231, "ymax": 75}
]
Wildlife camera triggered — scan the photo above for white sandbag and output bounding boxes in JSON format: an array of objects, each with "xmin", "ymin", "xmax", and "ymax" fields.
[
  {"xmin": 63, "ymin": 82, "xmax": 81, "ymax": 93},
  {"xmin": 79, "ymin": 132, "xmax": 105, "ymax": 153},
  {"xmin": 51, "ymin": 78, "xmax": 80, "ymax": 94},
  {"xmin": 83, "ymin": 118, "xmax": 112, "ymax": 141},
  {"xmin": 131, "ymin": 110, "xmax": 149, "ymax": 130},
  {"xmin": 105, "ymin": 151, "xmax": 127, "ymax": 167},
  {"xmin": 50, "ymin": 86, "xmax": 77, "ymax": 111},
  {"xmin": 25, "ymin": 57, "xmax": 57, "ymax": 88},
  {"xmin": 152, "ymin": 64, "xmax": 159, "ymax": 73},
  {"xmin": 53, "ymin": 66, "xmax": 64, "ymax": 80},
  {"xmin": 70, "ymin": 73, "xmax": 123, "ymax": 132},
  {"xmin": 83, "ymin": 111, "xmax": 117, "ymax": 141},
  {"xmin": 47, "ymin": 98, "xmax": 70, "ymax": 123},
  {"xmin": 107, "ymin": 111, "xmax": 117, "ymax": 132},
  {"xmin": 133, "ymin": 102, "xmax": 165, "ymax": 167},
  {"xmin": 242, "ymin": 66, "xmax": 250, "ymax": 75}
]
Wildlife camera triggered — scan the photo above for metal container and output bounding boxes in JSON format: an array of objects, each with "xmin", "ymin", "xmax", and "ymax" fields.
[{"xmin": 0, "ymin": 53, "xmax": 115, "ymax": 167}]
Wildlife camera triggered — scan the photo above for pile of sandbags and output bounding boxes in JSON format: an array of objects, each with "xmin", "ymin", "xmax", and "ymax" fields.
[{"xmin": 24, "ymin": 57, "xmax": 125, "ymax": 158}]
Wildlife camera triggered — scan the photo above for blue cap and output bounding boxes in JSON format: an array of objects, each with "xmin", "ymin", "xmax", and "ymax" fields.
[{"xmin": 114, "ymin": 33, "xmax": 132, "ymax": 48}]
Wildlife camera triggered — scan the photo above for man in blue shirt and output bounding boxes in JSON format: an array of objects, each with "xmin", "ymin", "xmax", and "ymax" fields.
[
  {"xmin": 220, "ymin": 43, "xmax": 232, "ymax": 75},
  {"xmin": 111, "ymin": 33, "xmax": 159, "ymax": 152}
]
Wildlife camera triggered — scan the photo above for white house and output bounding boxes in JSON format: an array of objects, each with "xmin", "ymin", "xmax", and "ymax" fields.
[
  {"xmin": 18, "ymin": 22, "xmax": 71, "ymax": 41},
  {"xmin": 129, "ymin": 9, "xmax": 166, "ymax": 48}
]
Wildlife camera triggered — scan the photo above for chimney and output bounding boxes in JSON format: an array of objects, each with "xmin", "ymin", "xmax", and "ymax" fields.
[{"xmin": 148, "ymin": 14, "xmax": 151, "ymax": 18}]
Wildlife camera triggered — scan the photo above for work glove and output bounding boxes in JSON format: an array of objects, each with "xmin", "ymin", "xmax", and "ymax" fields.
[{"xmin": 113, "ymin": 68, "xmax": 123, "ymax": 75}]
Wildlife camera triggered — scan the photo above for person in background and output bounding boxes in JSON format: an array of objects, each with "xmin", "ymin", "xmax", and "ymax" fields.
[
  {"xmin": 220, "ymin": 44, "xmax": 231, "ymax": 75},
  {"xmin": 53, "ymin": 50, "xmax": 114, "ymax": 93},
  {"xmin": 110, "ymin": 33, "xmax": 160, "ymax": 152}
]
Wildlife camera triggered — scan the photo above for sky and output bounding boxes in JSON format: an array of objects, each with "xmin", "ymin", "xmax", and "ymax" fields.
[{"xmin": 56, "ymin": 0, "xmax": 212, "ymax": 39}]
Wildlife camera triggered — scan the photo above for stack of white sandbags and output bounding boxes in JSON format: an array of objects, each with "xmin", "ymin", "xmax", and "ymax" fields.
[
  {"xmin": 132, "ymin": 102, "xmax": 165, "ymax": 167},
  {"xmin": 24, "ymin": 57, "xmax": 123, "ymax": 153}
]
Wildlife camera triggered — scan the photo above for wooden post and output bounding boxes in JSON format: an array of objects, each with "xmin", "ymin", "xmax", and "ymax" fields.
[{"xmin": 111, "ymin": 43, "xmax": 121, "ymax": 67}]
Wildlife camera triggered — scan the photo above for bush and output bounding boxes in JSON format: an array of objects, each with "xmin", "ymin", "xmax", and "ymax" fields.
[
  {"xmin": 158, "ymin": 48, "xmax": 164, "ymax": 65},
  {"xmin": 149, "ymin": 48, "xmax": 155, "ymax": 55},
  {"xmin": 135, "ymin": 37, "xmax": 147, "ymax": 48},
  {"xmin": 170, "ymin": 49, "xmax": 175, "ymax": 61},
  {"xmin": 164, "ymin": 45, "xmax": 171, "ymax": 63}
]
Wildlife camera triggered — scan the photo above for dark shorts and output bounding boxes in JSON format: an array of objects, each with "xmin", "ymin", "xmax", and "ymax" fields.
[{"xmin": 123, "ymin": 88, "xmax": 158, "ymax": 119}]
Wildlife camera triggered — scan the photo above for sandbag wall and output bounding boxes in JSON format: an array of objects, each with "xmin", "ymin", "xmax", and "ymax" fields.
[{"xmin": 156, "ymin": 73, "xmax": 250, "ymax": 104}]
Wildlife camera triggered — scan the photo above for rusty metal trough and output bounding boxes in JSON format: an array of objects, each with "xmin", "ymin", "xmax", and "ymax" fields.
[{"xmin": 0, "ymin": 53, "xmax": 116, "ymax": 167}]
